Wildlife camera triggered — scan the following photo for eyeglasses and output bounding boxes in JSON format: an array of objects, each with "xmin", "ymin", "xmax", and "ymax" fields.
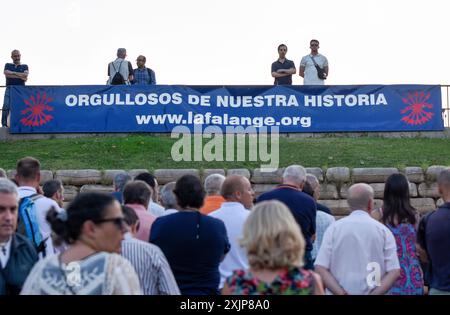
[
  {"xmin": 95, "ymin": 217, "xmax": 127, "ymax": 230},
  {"xmin": 311, "ymin": 44, "xmax": 319, "ymax": 47}
]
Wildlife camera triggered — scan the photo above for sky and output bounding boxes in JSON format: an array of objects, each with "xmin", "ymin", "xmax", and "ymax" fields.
[{"xmin": 1, "ymin": 0, "xmax": 449, "ymax": 87}]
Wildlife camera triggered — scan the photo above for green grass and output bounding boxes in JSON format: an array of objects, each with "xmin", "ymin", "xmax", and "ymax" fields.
[{"xmin": 0, "ymin": 135, "xmax": 449, "ymax": 170}]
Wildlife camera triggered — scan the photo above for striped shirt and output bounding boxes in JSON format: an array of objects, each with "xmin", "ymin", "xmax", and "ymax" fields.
[{"xmin": 121, "ymin": 234, "xmax": 180, "ymax": 295}]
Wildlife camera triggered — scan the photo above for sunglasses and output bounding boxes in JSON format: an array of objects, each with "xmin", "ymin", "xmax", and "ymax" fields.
[{"xmin": 95, "ymin": 217, "xmax": 127, "ymax": 230}]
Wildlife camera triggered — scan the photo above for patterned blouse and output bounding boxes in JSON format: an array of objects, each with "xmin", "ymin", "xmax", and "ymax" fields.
[
  {"xmin": 386, "ymin": 223, "xmax": 424, "ymax": 295},
  {"xmin": 20, "ymin": 252, "xmax": 142, "ymax": 295},
  {"xmin": 225, "ymin": 267, "xmax": 315, "ymax": 295}
]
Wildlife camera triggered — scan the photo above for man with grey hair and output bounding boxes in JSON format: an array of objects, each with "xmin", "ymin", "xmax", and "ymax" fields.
[
  {"xmin": 200, "ymin": 174, "xmax": 226, "ymax": 215},
  {"xmin": 257, "ymin": 165, "xmax": 317, "ymax": 269},
  {"xmin": 305, "ymin": 174, "xmax": 331, "ymax": 215},
  {"xmin": 160, "ymin": 182, "xmax": 179, "ymax": 216},
  {"xmin": 417, "ymin": 168, "xmax": 450, "ymax": 295},
  {"xmin": 112, "ymin": 173, "xmax": 132, "ymax": 204},
  {"xmin": 315, "ymin": 183, "xmax": 400, "ymax": 295},
  {"xmin": 0, "ymin": 178, "xmax": 38, "ymax": 295},
  {"xmin": 107, "ymin": 48, "xmax": 134, "ymax": 85}
]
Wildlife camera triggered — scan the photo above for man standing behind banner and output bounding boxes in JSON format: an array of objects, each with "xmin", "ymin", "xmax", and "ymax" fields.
[
  {"xmin": 271, "ymin": 44, "xmax": 296, "ymax": 85},
  {"xmin": 3, "ymin": 50, "xmax": 28, "ymax": 128},
  {"xmin": 299, "ymin": 39, "xmax": 328, "ymax": 85},
  {"xmin": 132, "ymin": 55, "xmax": 156, "ymax": 85},
  {"xmin": 107, "ymin": 48, "xmax": 134, "ymax": 85}
]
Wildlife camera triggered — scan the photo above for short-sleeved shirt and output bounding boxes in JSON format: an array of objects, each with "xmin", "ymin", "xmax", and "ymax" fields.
[
  {"xmin": 4, "ymin": 63, "xmax": 28, "ymax": 86},
  {"xmin": 271, "ymin": 59, "xmax": 295, "ymax": 85},
  {"xmin": 149, "ymin": 211, "xmax": 230, "ymax": 295},
  {"xmin": 300, "ymin": 54, "xmax": 328, "ymax": 85},
  {"xmin": 257, "ymin": 185, "xmax": 316, "ymax": 252},
  {"xmin": 418, "ymin": 202, "xmax": 450, "ymax": 292},
  {"xmin": 315, "ymin": 210, "xmax": 400, "ymax": 295}
]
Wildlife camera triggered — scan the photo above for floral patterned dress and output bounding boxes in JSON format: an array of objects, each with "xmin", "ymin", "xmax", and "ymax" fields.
[
  {"xmin": 225, "ymin": 267, "xmax": 315, "ymax": 295},
  {"xmin": 386, "ymin": 223, "xmax": 424, "ymax": 295}
]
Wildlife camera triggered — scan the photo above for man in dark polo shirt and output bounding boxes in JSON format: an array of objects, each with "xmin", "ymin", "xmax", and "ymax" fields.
[
  {"xmin": 256, "ymin": 165, "xmax": 316, "ymax": 270},
  {"xmin": 3, "ymin": 50, "xmax": 29, "ymax": 127},
  {"xmin": 271, "ymin": 44, "xmax": 296, "ymax": 85},
  {"xmin": 418, "ymin": 168, "xmax": 450, "ymax": 295}
]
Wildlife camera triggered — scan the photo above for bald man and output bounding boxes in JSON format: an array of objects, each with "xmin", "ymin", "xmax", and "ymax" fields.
[
  {"xmin": 315, "ymin": 183, "xmax": 400, "ymax": 295},
  {"xmin": 209, "ymin": 175, "xmax": 254, "ymax": 289}
]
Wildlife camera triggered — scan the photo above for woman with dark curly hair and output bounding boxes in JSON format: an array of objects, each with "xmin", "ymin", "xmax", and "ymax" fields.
[{"xmin": 150, "ymin": 175, "xmax": 230, "ymax": 295}]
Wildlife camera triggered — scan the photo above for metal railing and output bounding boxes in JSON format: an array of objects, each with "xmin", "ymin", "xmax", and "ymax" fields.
[{"xmin": 1, "ymin": 85, "xmax": 450, "ymax": 128}]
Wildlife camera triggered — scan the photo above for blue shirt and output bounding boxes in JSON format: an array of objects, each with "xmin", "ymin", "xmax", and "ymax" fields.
[
  {"xmin": 149, "ymin": 211, "xmax": 230, "ymax": 295},
  {"xmin": 424, "ymin": 202, "xmax": 450, "ymax": 291},
  {"xmin": 257, "ymin": 184, "xmax": 317, "ymax": 251},
  {"xmin": 133, "ymin": 67, "xmax": 156, "ymax": 85},
  {"xmin": 4, "ymin": 63, "xmax": 28, "ymax": 86}
]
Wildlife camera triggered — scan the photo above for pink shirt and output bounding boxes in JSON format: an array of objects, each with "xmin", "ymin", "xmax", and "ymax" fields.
[{"xmin": 125, "ymin": 204, "xmax": 156, "ymax": 242}]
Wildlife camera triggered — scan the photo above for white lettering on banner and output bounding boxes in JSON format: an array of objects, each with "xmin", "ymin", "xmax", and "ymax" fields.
[
  {"xmin": 65, "ymin": 93, "xmax": 183, "ymax": 106},
  {"xmin": 304, "ymin": 94, "xmax": 388, "ymax": 107},
  {"xmin": 216, "ymin": 95, "xmax": 299, "ymax": 107},
  {"xmin": 65, "ymin": 92, "xmax": 387, "ymax": 109}
]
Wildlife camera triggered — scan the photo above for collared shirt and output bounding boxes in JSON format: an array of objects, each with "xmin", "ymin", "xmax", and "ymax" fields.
[
  {"xmin": 311, "ymin": 210, "xmax": 335, "ymax": 260},
  {"xmin": 126, "ymin": 203, "xmax": 156, "ymax": 242},
  {"xmin": 300, "ymin": 53, "xmax": 328, "ymax": 85},
  {"xmin": 18, "ymin": 186, "xmax": 62, "ymax": 258},
  {"xmin": 200, "ymin": 195, "xmax": 226, "ymax": 215},
  {"xmin": 160, "ymin": 209, "xmax": 178, "ymax": 217},
  {"xmin": 148, "ymin": 200, "xmax": 165, "ymax": 217},
  {"xmin": 315, "ymin": 210, "xmax": 400, "ymax": 295},
  {"xmin": 122, "ymin": 233, "xmax": 180, "ymax": 295},
  {"xmin": 209, "ymin": 202, "xmax": 250, "ymax": 289},
  {"xmin": 133, "ymin": 67, "xmax": 156, "ymax": 85},
  {"xmin": 0, "ymin": 237, "xmax": 12, "ymax": 268},
  {"xmin": 271, "ymin": 58, "xmax": 295, "ymax": 85},
  {"xmin": 4, "ymin": 63, "xmax": 28, "ymax": 86}
]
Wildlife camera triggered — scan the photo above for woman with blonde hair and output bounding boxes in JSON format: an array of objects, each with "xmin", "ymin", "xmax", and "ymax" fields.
[{"xmin": 222, "ymin": 200, "xmax": 324, "ymax": 295}]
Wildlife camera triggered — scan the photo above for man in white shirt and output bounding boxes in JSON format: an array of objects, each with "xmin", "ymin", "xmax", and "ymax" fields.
[
  {"xmin": 209, "ymin": 175, "xmax": 254, "ymax": 289},
  {"xmin": 15, "ymin": 157, "xmax": 61, "ymax": 258},
  {"xmin": 299, "ymin": 39, "xmax": 329, "ymax": 85},
  {"xmin": 315, "ymin": 183, "xmax": 400, "ymax": 295}
]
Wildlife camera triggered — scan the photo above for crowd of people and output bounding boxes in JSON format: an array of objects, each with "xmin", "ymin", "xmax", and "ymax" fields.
[{"xmin": 0, "ymin": 157, "xmax": 449, "ymax": 295}]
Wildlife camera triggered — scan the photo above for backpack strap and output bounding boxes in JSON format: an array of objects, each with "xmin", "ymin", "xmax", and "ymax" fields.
[{"xmin": 111, "ymin": 60, "xmax": 124, "ymax": 75}]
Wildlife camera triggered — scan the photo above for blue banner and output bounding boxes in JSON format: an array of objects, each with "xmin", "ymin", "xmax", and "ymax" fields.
[{"xmin": 9, "ymin": 85, "xmax": 443, "ymax": 133}]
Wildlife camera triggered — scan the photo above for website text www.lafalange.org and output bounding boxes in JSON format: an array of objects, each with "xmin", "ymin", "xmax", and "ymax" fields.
[{"xmin": 135, "ymin": 112, "xmax": 312, "ymax": 128}]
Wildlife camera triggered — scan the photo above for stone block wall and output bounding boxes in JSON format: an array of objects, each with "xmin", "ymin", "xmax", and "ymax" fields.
[{"xmin": 4, "ymin": 166, "xmax": 448, "ymax": 217}]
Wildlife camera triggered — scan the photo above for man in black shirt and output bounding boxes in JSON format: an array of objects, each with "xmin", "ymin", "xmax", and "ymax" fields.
[{"xmin": 271, "ymin": 44, "xmax": 296, "ymax": 85}]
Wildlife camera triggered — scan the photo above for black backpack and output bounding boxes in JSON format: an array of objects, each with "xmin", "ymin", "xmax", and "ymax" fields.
[{"xmin": 110, "ymin": 60, "xmax": 125, "ymax": 85}]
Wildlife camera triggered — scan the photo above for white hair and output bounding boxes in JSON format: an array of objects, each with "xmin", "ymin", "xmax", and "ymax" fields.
[
  {"xmin": 204, "ymin": 174, "xmax": 226, "ymax": 195},
  {"xmin": 306, "ymin": 174, "xmax": 319, "ymax": 190},
  {"xmin": 282, "ymin": 165, "xmax": 307, "ymax": 185},
  {"xmin": 160, "ymin": 182, "xmax": 177, "ymax": 209},
  {"xmin": 0, "ymin": 178, "xmax": 19, "ymax": 201}
]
